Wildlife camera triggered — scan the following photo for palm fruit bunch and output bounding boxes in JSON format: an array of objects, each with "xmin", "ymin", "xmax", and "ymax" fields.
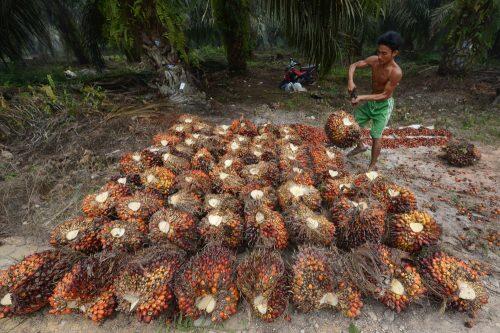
[
  {"xmin": 277, "ymin": 180, "xmax": 321, "ymax": 210},
  {"xmin": 241, "ymin": 161, "xmax": 280, "ymax": 187},
  {"xmin": 258, "ymin": 122, "xmax": 280, "ymax": 136},
  {"xmin": 82, "ymin": 181, "xmax": 130, "ymax": 218},
  {"xmin": 199, "ymin": 135, "xmax": 226, "ymax": 158},
  {"xmin": 173, "ymin": 141, "xmax": 195, "ymax": 159},
  {"xmin": 100, "ymin": 220, "xmax": 145, "ymax": 252},
  {"xmin": 211, "ymin": 168, "xmax": 245, "ymax": 195},
  {"xmin": 50, "ymin": 216, "xmax": 105, "ymax": 253},
  {"xmin": 49, "ymin": 254, "xmax": 120, "ymax": 321},
  {"xmin": 244, "ymin": 206, "xmax": 288, "ymax": 250},
  {"xmin": 215, "ymin": 154, "xmax": 244, "ymax": 175},
  {"xmin": 292, "ymin": 124, "xmax": 328, "ymax": 146},
  {"xmin": 371, "ymin": 182, "xmax": 416, "ymax": 214},
  {"xmin": 442, "ymin": 140, "xmax": 481, "ymax": 167},
  {"xmin": 389, "ymin": 211, "xmax": 441, "ymax": 253},
  {"xmin": 0, "ymin": 250, "xmax": 72, "ymax": 318},
  {"xmin": 199, "ymin": 209, "xmax": 244, "ymax": 248},
  {"xmin": 352, "ymin": 171, "xmax": 384, "ymax": 190},
  {"xmin": 169, "ymin": 119, "xmax": 193, "ymax": 137},
  {"xmin": 281, "ymin": 166, "xmax": 315, "ymax": 186},
  {"xmin": 115, "ymin": 191, "xmax": 163, "ymax": 231},
  {"xmin": 114, "ymin": 247, "xmax": 185, "ymax": 323},
  {"xmin": 148, "ymin": 208, "xmax": 199, "ymax": 252},
  {"xmin": 213, "ymin": 124, "xmax": 232, "ymax": 138},
  {"xmin": 236, "ymin": 250, "xmax": 287, "ymax": 322},
  {"xmin": 140, "ymin": 166, "xmax": 176, "ymax": 196},
  {"xmin": 167, "ymin": 190, "xmax": 204, "ymax": 217},
  {"xmin": 330, "ymin": 195, "xmax": 386, "ymax": 249},
  {"xmin": 419, "ymin": 251, "xmax": 488, "ymax": 326},
  {"xmin": 241, "ymin": 183, "xmax": 277, "ymax": 211},
  {"xmin": 152, "ymin": 133, "xmax": 181, "ymax": 147},
  {"xmin": 229, "ymin": 118, "xmax": 258, "ymax": 137},
  {"xmin": 320, "ymin": 175, "xmax": 355, "ymax": 206},
  {"xmin": 192, "ymin": 121, "xmax": 213, "ymax": 135},
  {"xmin": 324, "ymin": 110, "xmax": 361, "ymax": 148},
  {"xmin": 161, "ymin": 151, "xmax": 191, "ymax": 174},
  {"xmin": 308, "ymin": 145, "xmax": 346, "ymax": 183},
  {"xmin": 278, "ymin": 125, "xmax": 302, "ymax": 143},
  {"xmin": 204, "ymin": 193, "xmax": 242, "ymax": 214},
  {"xmin": 120, "ymin": 150, "xmax": 162, "ymax": 175},
  {"xmin": 110, "ymin": 174, "xmax": 142, "ymax": 192},
  {"xmin": 191, "ymin": 148, "xmax": 215, "ymax": 173},
  {"xmin": 174, "ymin": 245, "xmax": 239, "ymax": 322},
  {"xmin": 143, "ymin": 145, "xmax": 170, "ymax": 161},
  {"xmin": 174, "ymin": 169, "xmax": 212, "ymax": 195},
  {"xmin": 343, "ymin": 244, "xmax": 425, "ymax": 313},
  {"xmin": 225, "ymin": 136, "xmax": 251, "ymax": 159},
  {"xmin": 284, "ymin": 205, "xmax": 335, "ymax": 247},
  {"xmin": 291, "ymin": 246, "xmax": 363, "ymax": 317}
]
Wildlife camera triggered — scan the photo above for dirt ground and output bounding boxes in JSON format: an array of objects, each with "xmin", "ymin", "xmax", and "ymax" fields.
[{"xmin": 0, "ymin": 57, "xmax": 499, "ymax": 332}]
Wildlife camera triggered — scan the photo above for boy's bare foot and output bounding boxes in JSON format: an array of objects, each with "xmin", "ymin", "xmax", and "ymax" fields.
[
  {"xmin": 347, "ymin": 145, "xmax": 368, "ymax": 157},
  {"xmin": 367, "ymin": 165, "xmax": 378, "ymax": 171}
]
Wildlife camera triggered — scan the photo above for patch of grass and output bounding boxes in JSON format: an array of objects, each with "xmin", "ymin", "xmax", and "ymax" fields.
[{"xmin": 349, "ymin": 322, "xmax": 361, "ymax": 333}]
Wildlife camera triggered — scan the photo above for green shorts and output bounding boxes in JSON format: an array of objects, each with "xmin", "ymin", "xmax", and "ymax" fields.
[{"xmin": 354, "ymin": 98, "xmax": 394, "ymax": 139}]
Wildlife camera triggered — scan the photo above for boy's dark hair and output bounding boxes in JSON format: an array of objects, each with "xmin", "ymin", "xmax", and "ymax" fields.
[{"xmin": 377, "ymin": 31, "xmax": 403, "ymax": 51}]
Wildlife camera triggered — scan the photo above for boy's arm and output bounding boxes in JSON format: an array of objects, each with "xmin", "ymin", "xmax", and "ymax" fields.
[
  {"xmin": 348, "ymin": 56, "xmax": 377, "ymax": 92},
  {"xmin": 355, "ymin": 68, "xmax": 402, "ymax": 102}
]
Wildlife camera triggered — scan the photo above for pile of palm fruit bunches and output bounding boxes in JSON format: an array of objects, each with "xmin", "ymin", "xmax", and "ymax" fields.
[{"xmin": 0, "ymin": 111, "xmax": 488, "ymax": 327}]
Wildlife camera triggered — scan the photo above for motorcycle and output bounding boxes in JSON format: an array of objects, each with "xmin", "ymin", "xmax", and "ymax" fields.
[{"xmin": 279, "ymin": 58, "xmax": 317, "ymax": 91}]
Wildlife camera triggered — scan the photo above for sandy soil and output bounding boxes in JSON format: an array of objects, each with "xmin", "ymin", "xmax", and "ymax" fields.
[{"xmin": 0, "ymin": 63, "xmax": 499, "ymax": 332}]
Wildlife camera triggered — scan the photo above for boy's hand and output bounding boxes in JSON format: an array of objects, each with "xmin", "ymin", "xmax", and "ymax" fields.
[
  {"xmin": 348, "ymin": 81, "xmax": 356, "ymax": 93},
  {"xmin": 351, "ymin": 96, "xmax": 361, "ymax": 106}
]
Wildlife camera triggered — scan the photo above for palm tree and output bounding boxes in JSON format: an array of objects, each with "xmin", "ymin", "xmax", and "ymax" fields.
[{"xmin": 433, "ymin": 0, "xmax": 500, "ymax": 75}]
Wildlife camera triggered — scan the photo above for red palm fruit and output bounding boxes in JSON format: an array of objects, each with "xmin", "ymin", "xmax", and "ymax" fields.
[
  {"xmin": 241, "ymin": 161, "xmax": 280, "ymax": 187},
  {"xmin": 197, "ymin": 135, "xmax": 226, "ymax": 158},
  {"xmin": 291, "ymin": 246, "xmax": 336, "ymax": 312},
  {"xmin": 143, "ymin": 145, "xmax": 171, "ymax": 161},
  {"xmin": 212, "ymin": 124, "xmax": 233, "ymax": 138},
  {"xmin": 191, "ymin": 148, "xmax": 216, "ymax": 173},
  {"xmin": 292, "ymin": 124, "xmax": 328, "ymax": 146},
  {"xmin": 390, "ymin": 211, "xmax": 441, "ymax": 253},
  {"xmin": 308, "ymin": 145, "xmax": 346, "ymax": 183},
  {"xmin": 284, "ymin": 204, "xmax": 335, "ymax": 246},
  {"xmin": 192, "ymin": 121, "xmax": 213, "ymax": 135},
  {"xmin": 174, "ymin": 245, "xmax": 239, "ymax": 322},
  {"xmin": 281, "ymin": 166, "xmax": 316, "ymax": 186},
  {"xmin": 278, "ymin": 125, "xmax": 300, "ymax": 140},
  {"xmin": 199, "ymin": 209, "xmax": 244, "ymax": 248},
  {"xmin": 211, "ymin": 169, "xmax": 245, "ymax": 195},
  {"xmin": 230, "ymin": 118, "xmax": 258, "ymax": 137},
  {"xmin": 0, "ymin": 250, "xmax": 72, "ymax": 318},
  {"xmin": 181, "ymin": 133, "xmax": 205, "ymax": 151},
  {"xmin": 244, "ymin": 206, "xmax": 288, "ymax": 250},
  {"xmin": 148, "ymin": 208, "xmax": 199, "ymax": 252},
  {"xmin": 330, "ymin": 195, "xmax": 386, "ymax": 250},
  {"xmin": 258, "ymin": 123, "xmax": 280, "ymax": 136},
  {"xmin": 114, "ymin": 247, "xmax": 185, "ymax": 323},
  {"xmin": 442, "ymin": 140, "xmax": 481, "ymax": 167},
  {"xmin": 279, "ymin": 142, "xmax": 308, "ymax": 165},
  {"xmin": 420, "ymin": 251, "xmax": 488, "ymax": 324},
  {"xmin": 252, "ymin": 131, "xmax": 278, "ymax": 147},
  {"xmin": 372, "ymin": 182, "xmax": 417, "ymax": 214},
  {"xmin": 140, "ymin": 166, "xmax": 176, "ymax": 195},
  {"xmin": 241, "ymin": 183, "xmax": 277, "ymax": 211},
  {"xmin": 82, "ymin": 288, "xmax": 117, "ymax": 323},
  {"xmin": 167, "ymin": 190, "xmax": 204, "ymax": 217},
  {"xmin": 342, "ymin": 243, "xmax": 422, "ymax": 313},
  {"xmin": 110, "ymin": 174, "xmax": 142, "ymax": 192},
  {"xmin": 334, "ymin": 280, "xmax": 364, "ymax": 318},
  {"xmin": 120, "ymin": 150, "xmax": 162, "ymax": 175},
  {"xmin": 324, "ymin": 110, "xmax": 361, "ymax": 148},
  {"xmin": 277, "ymin": 180, "xmax": 321, "ymax": 210},
  {"xmin": 168, "ymin": 122, "xmax": 193, "ymax": 137},
  {"xmin": 115, "ymin": 191, "xmax": 164, "ymax": 231},
  {"xmin": 100, "ymin": 220, "xmax": 145, "ymax": 252},
  {"xmin": 320, "ymin": 175, "xmax": 356, "ymax": 206},
  {"xmin": 152, "ymin": 133, "xmax": 181, "ymax": 147},
  {"xmin": 378, "ymin": 263, "xmax": 426, "ymax": 313},
  {"xmin": 173, "ymin": 142, "xmax": 195, "ymax": 159},
  {"xmin": 278, "ymin": 148, "xmax": 310, "ymax": 176},
  {"xmin": 82, "ymin": 181, "xmax": 130, "ymax": 218},
  {"xmin": 161, "ymin": 151, "xmax": 191, "ymax": 174},
  {"xmin": 236, "ymin": 250, "xmax": 288, "ymax": 322},
  {"xmin": 214, "ymin": 154, "xmax": 245, "ymax": 175},
  {"xmin": 225, "ymin": 137, "xmax": 250, "ymax": 158},
  {"xmin": 50, "ymin": 216, "xmax": 105, "ymax": 253},
  {"xmin": 352, "ymin": 170, "xmax": 385, "ymax": 190},
  {"xmin": 49, "ymin": 253, "xmax": 121, "ymax": 318},
  {"xmin": 174, "ymin": 169, "xmax": 212, "ymax": 195},
  {"xmin": 204, "ymin": 193, "xmax": 243, "ymax": 214}
]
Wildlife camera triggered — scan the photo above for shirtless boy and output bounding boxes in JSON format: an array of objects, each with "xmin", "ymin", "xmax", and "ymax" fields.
[{"xmin": 347, "ymin": 31, "xmax": 403, "ymax": 170}]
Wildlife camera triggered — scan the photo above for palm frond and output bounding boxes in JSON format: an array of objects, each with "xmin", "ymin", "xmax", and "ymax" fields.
[{"xmin": 0, "ymin": 0, "xmax": 51, "ymax": 63}]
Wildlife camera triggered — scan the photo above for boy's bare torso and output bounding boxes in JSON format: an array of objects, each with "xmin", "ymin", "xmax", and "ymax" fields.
[{"xmin": 366, "ymin": 56, "xmax": 402, "ymax": 95}]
